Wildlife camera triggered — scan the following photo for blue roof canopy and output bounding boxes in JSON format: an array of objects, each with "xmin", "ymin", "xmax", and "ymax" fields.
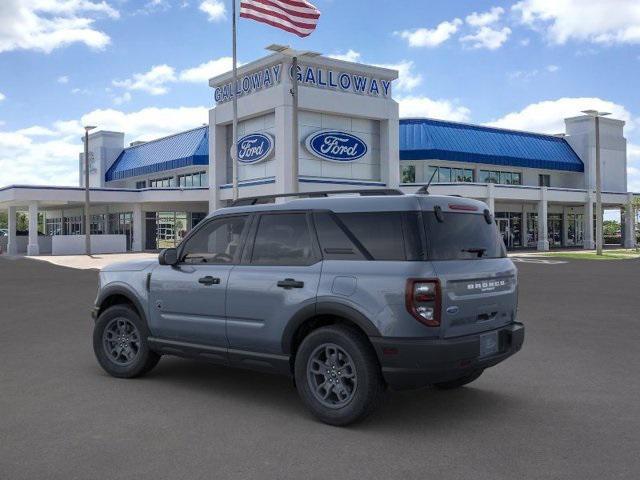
[
  {"xmin": 399, "ymin": 118, "xmax": 584, "ymax": 172},
  {"xmin": 105, "ymin": 126, "xmax": 209, "ymax": 182}
]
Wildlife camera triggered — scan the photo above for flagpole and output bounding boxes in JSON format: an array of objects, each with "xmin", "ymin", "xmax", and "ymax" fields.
[
  {"xmin": 231, "ymin": 0, "xmax": 239, "ymax": 201},
  {"xmin": 291, "ymin": 55, "xmax": 299, "ymax": 194}
]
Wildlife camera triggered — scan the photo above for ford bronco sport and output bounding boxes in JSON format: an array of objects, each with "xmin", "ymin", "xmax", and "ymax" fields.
[{"xmin": 92, "ymin": 190, "xmax": 524, "ymax": 426}]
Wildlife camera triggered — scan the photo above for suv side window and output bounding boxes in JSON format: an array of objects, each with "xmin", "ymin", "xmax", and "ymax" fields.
[
  {"xmin": 313, "ymin": 212, "xmax": 366, "ymax": 260},
  {"xmin": 336, "ymin": 212, "xmax": 407, "ymax": 261},
  {"xmin": 181, "ymin": 215, "xmax": 248, "ymax": 264},
  {"xmin": 250, "ymin": 213, "xmax": 316, "ymax": 266}
]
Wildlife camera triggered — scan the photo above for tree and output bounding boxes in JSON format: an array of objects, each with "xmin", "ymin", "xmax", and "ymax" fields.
[
  {"xmin": 632, "ymin": 196, "xmax": 640, "ymax": 251},
  {"xmin": 17, "ymin": 213, "xmax": 28, "ymax": 232},
  {"xmin": 0, "ymin": 211, "xmax": 6, "ymax": 230},
  {"xmin": 603, "ymin": 220, "xmax": 620, "ymax": 237}
]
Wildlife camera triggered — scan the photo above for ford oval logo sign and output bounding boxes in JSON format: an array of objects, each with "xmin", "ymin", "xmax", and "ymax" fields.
[
  {"xmin": 305, "ymin": 130, "xmax": 367, "ymax": 162},
  {"xmin": 234, "ymin": 133, "xmax": 274, "ymax": 164}
]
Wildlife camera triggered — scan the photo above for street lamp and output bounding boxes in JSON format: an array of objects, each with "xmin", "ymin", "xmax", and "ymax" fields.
[
  {"xmin": 83, "ymin": 125, "xmax": 97, "ymax": 255},
  {"xmin": 266, "ymin": 44, "xmax": 321, "ymax": 194},
  {"xmin": 581, "ymin": 110, "xmax": 610, "ymax": 255}
]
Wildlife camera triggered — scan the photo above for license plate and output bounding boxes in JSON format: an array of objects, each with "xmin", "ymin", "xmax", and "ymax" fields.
[{"xmin": 479, "ymin": 331, "xmax": 499, "ymax": 358}]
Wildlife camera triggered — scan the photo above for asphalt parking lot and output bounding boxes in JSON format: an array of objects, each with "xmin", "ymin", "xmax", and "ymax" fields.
[{"xmin": 1, "ymin": 256, "xmax": 639, "ymax": 480}]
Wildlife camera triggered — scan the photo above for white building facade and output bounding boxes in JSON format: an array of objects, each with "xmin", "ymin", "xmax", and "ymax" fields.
[{"xmin": 0, "ymin": 53, "xmax": 637, "ymax": 255}]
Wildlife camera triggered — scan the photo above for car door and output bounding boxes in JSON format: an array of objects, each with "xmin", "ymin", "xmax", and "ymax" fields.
[
  {"xmin": 226, "ymin": 211, "xmax": 322, "ymax": 357},
  {"xmin": 148, "ymin": 214, "xmax": 250, "ymax": 353}
]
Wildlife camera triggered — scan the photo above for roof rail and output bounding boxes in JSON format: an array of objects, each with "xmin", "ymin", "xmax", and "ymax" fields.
[{"xmin": 230, "ymin": 188, "xmax": 404, "ymax": 207}]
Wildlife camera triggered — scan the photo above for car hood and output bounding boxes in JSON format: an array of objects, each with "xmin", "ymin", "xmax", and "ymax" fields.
[{"xmin": 101, "ymin": 259, "xmax": 158, "ymax": 272}]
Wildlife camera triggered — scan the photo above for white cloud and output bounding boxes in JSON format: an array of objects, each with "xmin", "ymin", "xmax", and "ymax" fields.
[
  {"xmin": 16, "ymin": 126, "xmax": 57, "ymax": 136},
  {"xmin": 327, "ymin": 52, "xmax": 422, "ymax": 93},
  {"xmin": 373, "ymin": 60, "xmax": 422, "ymax": 93},
  {"xmin": 396, "ymin": 19, "xmax": 463, "ymax": 48},
  {"xmin": 398, "ymin": 96, "xmax": 471, "ymax": 122},
  {"xmin": 466, "ymin": 7, "xmax": 504, "ymax": 27},
  {"xmin": 0, "ymin": 106, "xmax": 209, "ymax": 187},
  {"xmin": 113, "ymin": 91, "xmax": 132, "ymax": 105},
  {"xmin": 508, "ymin": 65, "xmax": 560, "ymax": 81},
  {"xmin": 520, "ymin": 38, "xmax": 531, "ymax": 46},
  {"xmin": 461, "ymin": 26, "xmax": 511, "ymax": 50},
  {"xmin": 0, "ymin": 92, "xmax": 5, "ymax": 102},
  {"xmin": 113, "ymin": 64, "xmax": 177, "ymax": 95},
  {"xmin": 136, "ymin": 0, "xmax": 171, "ymax": 14},
  {"xmin": 112, "ymin": 57, "xmax": 235, "ymax": 97},
  {"xmin": 627, "ymin": 144, "xmax": 640, "ymax": 192},
  {"xmin": 199, "ymin": 0, "xmax": 226, "ymax": 22},
  {"xmin": 513, "ymin": 0, "xmax": 640, "ymax": 45},
  {"xmin": 508, "ymin": 69, "xmax": 539, "ymax": 81},
  {"xmin": 179, "ymin": 57, "xmax": 234, "ymax": 82},
  {"xmin": 328, "ymin": 50, "xmax": 362, "ymax": 63},
  {"xmin": 486, "ymin": 97, "xmax": 635, "ymax": 134},
  {"xmin": 57, "ymin": 75, "xmax": 69, "ymax": 84},
  {"xmin": 0, "ymin": 0, "xmax": 119, "ymax": 54}
]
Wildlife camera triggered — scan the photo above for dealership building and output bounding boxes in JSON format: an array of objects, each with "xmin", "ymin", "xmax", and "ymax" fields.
[{"xmin": 0, "ymin": 52, "xmax": 637, "ymax": 255}]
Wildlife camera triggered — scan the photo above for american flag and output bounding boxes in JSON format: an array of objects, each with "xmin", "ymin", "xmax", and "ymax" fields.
[{"xmin": 240, "ymin": 0, "xmax": 321, "ymax": 38}]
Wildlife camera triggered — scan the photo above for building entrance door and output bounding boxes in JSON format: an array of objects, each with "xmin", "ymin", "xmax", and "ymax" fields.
[
  {"xmin": 548, "ymin": 214, "xmax": 563, "ymax": 247},
  {"xmin": 495, "ymin": 213, "xmax": 522, "ymax": 249},
  {"xmin": 497, "ymin": 218, "xmax": 513, "ymax": 249}
]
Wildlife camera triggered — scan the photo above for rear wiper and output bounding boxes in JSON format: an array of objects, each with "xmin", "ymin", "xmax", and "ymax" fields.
[{"xmin": 462, "ymin": 248, "xmax": 486, "ymax": 258}]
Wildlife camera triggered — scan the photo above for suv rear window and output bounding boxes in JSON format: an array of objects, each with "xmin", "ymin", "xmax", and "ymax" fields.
[
  {"xmin": 423, "ymin": 211, "xmax": 506, "ymax": 260},
  {"xmin": 314, "ymin": 212, "xmax": 422, "ymax": 261}
]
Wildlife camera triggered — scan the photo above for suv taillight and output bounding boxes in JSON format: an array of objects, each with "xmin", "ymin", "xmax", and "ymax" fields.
[{"xmin": 405, "ymin": 279, "xmax": 441, "ymax": 327}]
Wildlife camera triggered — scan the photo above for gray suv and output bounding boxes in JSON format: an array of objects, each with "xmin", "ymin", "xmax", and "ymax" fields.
[{"xmin": 92, "ymin": 191, "xmax": 524, "ymax": 425}]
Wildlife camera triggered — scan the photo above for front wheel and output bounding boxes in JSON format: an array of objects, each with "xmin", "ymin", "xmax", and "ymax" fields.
[
  {"xmin": 93, "ymin": 304, "xmax": 160, "ymax": 378},
  {"xmin": 433, "ymin": 369, "xmax": 484, "ymax": 390},
  {"xmin": 294, "ymin": 325, "xmax": 384, "ymax": 426}
]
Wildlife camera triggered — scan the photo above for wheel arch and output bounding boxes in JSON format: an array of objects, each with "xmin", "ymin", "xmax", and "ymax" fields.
[
  {"xmin": 282, "ymin": 301, "xmax": 381, "ymax": 358},
  {"xmin": 96, "ymin": 285, "xmax": 147, "ymax": 325}
]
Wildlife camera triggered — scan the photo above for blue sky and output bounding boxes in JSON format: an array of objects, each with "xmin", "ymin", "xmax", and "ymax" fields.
[{"xmin": 1, "ymin": 0, "xmax": 639, "ymax": 194}]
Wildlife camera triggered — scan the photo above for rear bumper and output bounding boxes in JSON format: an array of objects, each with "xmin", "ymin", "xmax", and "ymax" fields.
[{"xmin": 370, "ymin": 323, "xmax": 524, "ymax": 390}]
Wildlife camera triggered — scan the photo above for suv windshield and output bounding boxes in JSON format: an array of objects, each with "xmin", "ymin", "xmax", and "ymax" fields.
[{"xmin": 423, "ymin": 211, "xmax": 506, "ymax": 260}]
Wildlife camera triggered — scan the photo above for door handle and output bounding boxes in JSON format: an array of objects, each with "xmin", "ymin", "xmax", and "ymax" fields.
[
  {"xmin": 198, "ymin": 276, "xmax": 220, "ymax": 286},
  {"xmin": 277, "ymin": 278, "xmax": 304, "ymax": 289}
]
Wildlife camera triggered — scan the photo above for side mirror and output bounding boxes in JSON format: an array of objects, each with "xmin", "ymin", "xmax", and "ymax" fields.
[{"xmin": 159, "ymin": 248, "xmax": 178, "ymax": 266}]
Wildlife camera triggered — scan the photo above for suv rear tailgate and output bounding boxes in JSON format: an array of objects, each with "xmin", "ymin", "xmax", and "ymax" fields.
[{"xmin": 431, "ymin": 258, "xmax": 517, "ymax": 339}]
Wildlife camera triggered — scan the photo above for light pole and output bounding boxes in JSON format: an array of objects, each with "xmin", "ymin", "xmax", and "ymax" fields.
[
  {"xmin": 83, "ymin": 125, "xmax": 96, "ymax": 255},
  {"xmin": 266, "ymin": 44, "xmax": 320, "ymax": 194},
  {"xmin": 581, "ymin": 110, "xmax": 610, "ymax": 255}
]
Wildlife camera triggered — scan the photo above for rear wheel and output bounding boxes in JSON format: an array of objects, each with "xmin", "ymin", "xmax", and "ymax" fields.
[
  {"xmin": 294, "ymin": 325, "xmax": 384, "ymax": 426},
  {"xmin": 434, "ymin": 369, "xmax": 483, "ymax": 390},
  {"xmin": 93, "ymin": 304, "xmax": 160, "ymax": 378}
]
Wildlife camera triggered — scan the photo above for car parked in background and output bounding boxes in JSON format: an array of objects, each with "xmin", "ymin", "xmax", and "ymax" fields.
[{"xmin": 91, "ymin": 190, "xmax": 524, "ymax": 425}]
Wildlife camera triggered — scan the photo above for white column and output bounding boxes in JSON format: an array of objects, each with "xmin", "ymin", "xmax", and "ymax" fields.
[
  {"xmin": 537, "ymin": 187, "xmax": 549, "ymax": 251},
  {"xmin": 624, "ymin": 193, "xmax": 637, "ymax": 248},
  {"xmin": 584, "ymin": 195, "xmax": 595, "ymax": 249},
  {"xmin": 7, "ymin": 206, "xmax": 17, "ymax": 255},
  {"xmin": 274, "ymin": 103, "xmax": 295, "ymax": 196},
  {"xmin": 380, "ymin": 114, "xmax": 400, "ymax": 188},
  {"xmin": 211, "ymin": 121, "xmax": 229, "ymax": 212},
  {"xmin": 132, "ymin": 204, "xmax": 143, "ymax": 252},
  {"xmin": 27, "ymin": 203, "xmax": 40, "ymax": 256},
  {"xmin": 484, "ymin": 183, "xmax": 495, "ymax": 214}
]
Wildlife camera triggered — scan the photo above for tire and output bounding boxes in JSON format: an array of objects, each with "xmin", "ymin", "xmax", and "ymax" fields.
[
  {"xmin": 93, "ymin": 304, "xmax": 160, "ymax": 379},
  {"xmin": 294, "ymin": 325, "xmax": 384, "ymax": 426},
  {"xmin": 433, "ymin": 369, "xmax": 483, "ymax": 390}
]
